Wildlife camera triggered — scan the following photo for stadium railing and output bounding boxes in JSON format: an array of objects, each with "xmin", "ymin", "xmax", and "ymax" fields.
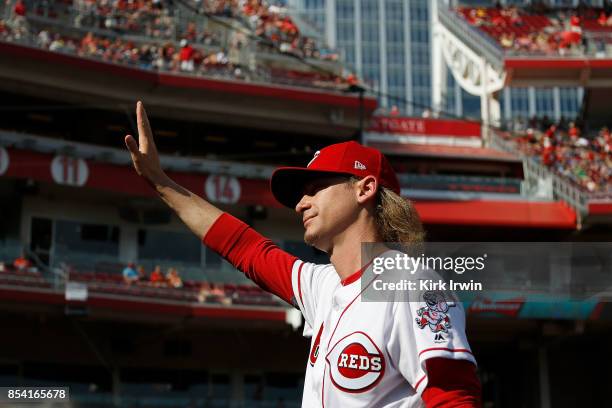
[
  {"xmin": 437, "ymin": 2, "xmax": 505, "ymax": 68},
  {"xmin": 448, "ymin": 4, "xmax": 612, "ymax": 59},
  {"xmin": 0, "ymin": 243, "xmax": 285, "ymax": 308},
  {"xmin": 0, "ymin": 1, "xmax": 349, "ymax": 95},
  {"xmin": 398, "ymin": 174, "xmax": 522, "ymax": 195},
  {"xmin": 489, "ymin": 130, "xmax": 612, "ymax": 219},
  {"xmin": 15, "ymin": 0, "xmax": 344, "ymax": 87}
]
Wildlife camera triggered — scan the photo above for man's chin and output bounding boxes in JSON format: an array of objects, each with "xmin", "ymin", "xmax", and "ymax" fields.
[
  {"xmin": 304, "ymin": 233, "xmax": 329, "ymax": 253},
  {"xmin": 304, "ymin": 231, "xmax": 318, "ymax": 247}
]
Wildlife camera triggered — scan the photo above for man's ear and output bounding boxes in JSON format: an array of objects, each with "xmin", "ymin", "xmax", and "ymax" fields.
[{"xmin": 355, "ymin": 176, "xmax": 378, "ymax": 205}]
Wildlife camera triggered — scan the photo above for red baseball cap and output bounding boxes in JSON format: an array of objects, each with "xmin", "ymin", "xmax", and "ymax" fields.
[{"xmin": 271, "ymin": 141, "xmax": 400, "ymax": 208}]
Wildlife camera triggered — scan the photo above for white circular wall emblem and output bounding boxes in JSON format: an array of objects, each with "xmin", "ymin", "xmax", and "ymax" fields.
[
  {"xmin": 205, "ymin": 175, "xmax": 241, "ymax": 204},
  {"xmin": 0, "ymin": 147, "xmax": 9, "ymax": 175},
  {"xmin": 326, "ymin": 331, "xmax": 385, "ymax": 393},
  {"xmin": 51, "ymin": 155, "xmax": 89, "ymax": 186}
]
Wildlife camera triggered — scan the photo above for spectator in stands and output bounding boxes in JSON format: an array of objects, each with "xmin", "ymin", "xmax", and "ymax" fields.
[
  {"xmin": 150, "ymin": 264, "xmax": 166, "ymax": 286},
  {"xmin": 197, "ymin": 282, "xmax": 212, "ymax": 303},
  {"xmin": 545, "ymin": 124, "xmax": 557, "ymax": 139},
  {"xmin": 179, "ymin": 39, "xmax": 195, "ymax": 72},
  {"xmin": 12, "ymin": 0, "xmax": 26, "ymax": 19},
  {"xmin": 37, "ymin": 30, "xmax": 51, "ymax": 48},
  {"xmin": 210, "ymin": 283, "xmax": 230, "ymax": 305},
  {"xmin": 13, "ymin": 251, "xmax": 32, "ymax": 272},
  {"xmin": 500, "ymin": 32, "xmax": 515, "ymax": 48},
  {"xmin": 570, "ymin": 14, "xmax": 582, "ymax": 32},
  {"xmin": 541, "ymin": 135, "xmax": 555, "ymax": 166},
  {"xmin": 569, "ymin": 122, "xmax": 581, "ymax": 142},
  {"xmin": 122, "ymin": 262, "xmax": 139, "ymax": 284},
  {"xmin": 166, "ymin": 267, "xmax": 183, "ymax": 288},
  {"xmin": 11, "ymin": 0, "xmax": 27, "ymax": 39},
  {"xmin": 198, "ymin": 281, "xmax": 231, "ymax": 304},
  {"xmin": 137, "ymin": 265, "xmax": 148, "ymax": 282}
]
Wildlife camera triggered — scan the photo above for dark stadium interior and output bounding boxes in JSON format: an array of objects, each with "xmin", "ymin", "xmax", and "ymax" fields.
[
  {"xmin": 0, "ymin": 91, "xmax": 344, "ymax": 166},
  {"xmin": 0, "ymin": 308, "xmax": 309, "ymax": 405}
]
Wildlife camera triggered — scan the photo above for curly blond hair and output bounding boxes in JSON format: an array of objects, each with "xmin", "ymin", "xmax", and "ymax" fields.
[{"xmin": 348, "ymin": 177, "xmax": 425, "ymax": 248}]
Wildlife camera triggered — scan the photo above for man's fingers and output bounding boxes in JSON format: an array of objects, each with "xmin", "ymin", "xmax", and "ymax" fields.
[
  {"xmin": 136, "ymin": 101, "xmax": 154, "ymax": 152},
  {"xmin": 125, "ymin": 134, "xmax": 140, "ymax": 155}
]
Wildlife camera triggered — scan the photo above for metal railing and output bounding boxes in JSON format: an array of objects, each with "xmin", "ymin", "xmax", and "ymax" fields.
[
  {"xmin": 398, "ymin": 173, "xmax": 522, "ymax": 191},
  {"xmin": 503, "ymin": 31, "xmax": 612, "ymax": 59},
  {"xmin": 1, "ymin": 0, "xmax": 346, "ymax": 92},
  {"xmin": 489, "ymin": 130, "xmax": 600, "ymax": 218},
  {"xmin": 437, "ymin": 2, "xmax": 505, "ymax": 69},
  {"xmin": 446, "ymin": 3, "xmax": 612, "ymax": 60}
]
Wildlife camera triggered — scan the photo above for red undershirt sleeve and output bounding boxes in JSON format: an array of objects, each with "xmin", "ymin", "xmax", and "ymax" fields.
[
  {"xmin": 202, "ymin": 213, "xmax": 297, "ymax": 305},
  {"xmin": 421, "ymin": 358, "xmax": 482, "ymax": 408}
]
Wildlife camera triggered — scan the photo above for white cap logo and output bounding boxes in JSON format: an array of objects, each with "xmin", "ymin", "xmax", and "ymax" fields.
[
  {"xmin": 354, "ymin": 161, "xmax": 366, "ymax": 170},
  {"xmin": 307, "ymin": 151, "xmax": 320, "ymax": 167}
]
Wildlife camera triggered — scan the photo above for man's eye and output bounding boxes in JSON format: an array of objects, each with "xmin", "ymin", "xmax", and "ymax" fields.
[
  {"xmin": 304, "ymin": 184, "xmax": 322, "ymax": 196},
  {"xmin": 304, "ymin": 186, "xmax": 316, "ymax": 196}
]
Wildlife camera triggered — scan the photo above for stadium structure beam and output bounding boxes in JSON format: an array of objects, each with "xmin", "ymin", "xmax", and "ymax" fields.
[{"xmin": 432, "ymin": 0, "xmax": 505, "ymax": 132}]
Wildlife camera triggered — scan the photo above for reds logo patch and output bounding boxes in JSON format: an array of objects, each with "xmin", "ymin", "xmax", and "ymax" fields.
[
  {"xmin": 415, "ymin": 291, "xmax": 455, "ymax": 342},
  {"xmin": 326, "ymin": 332, "xmax": 385, "ymax": 393}
]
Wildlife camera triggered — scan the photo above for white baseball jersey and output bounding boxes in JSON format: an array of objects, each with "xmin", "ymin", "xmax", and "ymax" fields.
[
  {"xmin": 290, "ymin": 256, "xmax": 476, "ymax": 407},
  {"xmin": 202, "ymin": 214, "xmax": 476, "ymax": 408}
]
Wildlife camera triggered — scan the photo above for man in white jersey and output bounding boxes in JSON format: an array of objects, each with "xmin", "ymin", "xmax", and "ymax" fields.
[{"xmin": 125, "ymin": 102, "xmax": 481, "ymax": 407}]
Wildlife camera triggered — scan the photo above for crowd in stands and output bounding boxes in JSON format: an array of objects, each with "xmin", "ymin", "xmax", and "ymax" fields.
[
  {"xmin": 0, "ymin": 251, "xmax": 38, "ymax": 274},
  {"xmin": 12, "ymin": 251, "xmax": 34, "ymax": 272},
  {"xmin": 118, "ymin": 262, "xmax": 274, "ymax": 306},
  {"xmin": 0, "ymin": 0, "xmax": 349, "ymax": 88},
  {"xmin": 122, "ymin": 262, "xmax": 184, "ymax": 288},
  {"xmin": 506, "ymin": 117, "xmax": 612, "ymax": 193},
  {"xmin": 0, "ymin": 251, "xmax": 48, "ymax": 289},
  {"xmin": 190, "ymin": 0, "xmax": 335, "ymax": 60},
  {"xmin": 71, "ymin": 0, "xmax": 179, "ymax": 39},
  {"xmin": 0, "ymin": 251, "xmax": 280, "ymax": 307},
  {"xmin": 457, "ymin": 4, "xmax": 612, "ymax": 56}
]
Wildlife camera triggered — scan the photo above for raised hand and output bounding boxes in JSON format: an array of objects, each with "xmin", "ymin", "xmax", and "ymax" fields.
[{"xmin": 125, "ymin": 101, "xmax": 166, "ymax": 183}]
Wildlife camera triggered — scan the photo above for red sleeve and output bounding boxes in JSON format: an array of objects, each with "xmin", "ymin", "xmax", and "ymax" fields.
[
  {"xmin": 202, "ymin": 213, "xmax": 297, "ymax": 305},
  {"xmin": 421, "ymin": 358, "xmax": 482, "ymax": 408}
]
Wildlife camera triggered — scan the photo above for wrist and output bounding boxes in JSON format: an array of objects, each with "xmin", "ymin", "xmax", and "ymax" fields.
[{"xmin": 150, "ymin": 171, "xmax": 171, "ymax": 191}]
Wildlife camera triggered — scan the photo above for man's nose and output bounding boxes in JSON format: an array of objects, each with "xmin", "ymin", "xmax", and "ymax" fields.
[{"xmin": 295, "ymin": 195, "xmax": 311, "ymax": 213}]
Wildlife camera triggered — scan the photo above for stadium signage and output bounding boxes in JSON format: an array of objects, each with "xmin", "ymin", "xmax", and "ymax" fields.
[
  {"xmin": 51, "ymin": 156, "xmax": 89, "ymax": 187},
  {"xmin": 468, "ymin": 296, "xmax": 524, "ymax": 317},
  {"xmin": 369, "ymin": 117, "xmax": 481, "ymax": 138},
  {"xmin": 205, "ymin": 175, "xmax": 241, "ymax": 204}
]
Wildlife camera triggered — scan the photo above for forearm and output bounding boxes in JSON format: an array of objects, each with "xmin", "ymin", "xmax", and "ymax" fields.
[
  {"xmin": 422, "ymin": 358, "xmax": 482, "ymax": 408},
  {"xmin": 203, "ymin": 214, "xmax": 297, "ymax": 303},
  {"xmin": 152, "ymin": 173, "xmax": 223, "ymax": 240}
]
